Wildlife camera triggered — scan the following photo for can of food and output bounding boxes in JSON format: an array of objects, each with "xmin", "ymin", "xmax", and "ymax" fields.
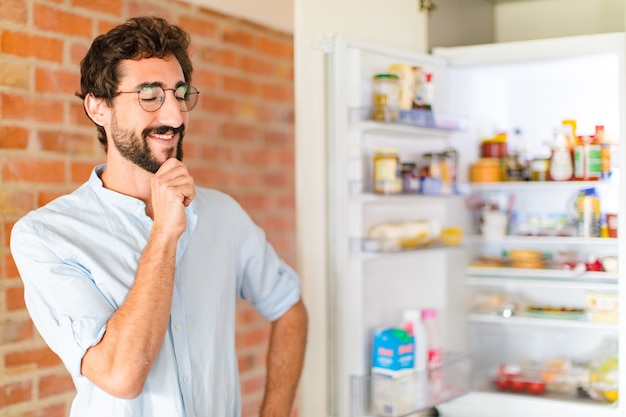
[
  {"xmin": 372, "ymin": 73, "xmax": 400, "ymax": 122},
  {"xmin": 373, "ymin": 148, "xmax": 401, "ymax": 194}
]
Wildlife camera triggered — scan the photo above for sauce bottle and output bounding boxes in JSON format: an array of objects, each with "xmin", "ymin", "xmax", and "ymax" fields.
[{"xmin": 549, "ymin": 127, "xmax": 574, "ymax": 181}]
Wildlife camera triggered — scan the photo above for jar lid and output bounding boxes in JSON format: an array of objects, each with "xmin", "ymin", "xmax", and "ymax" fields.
[{"xmin": 373, "ymin": 73, "xmax": 400, "ymax": 80}]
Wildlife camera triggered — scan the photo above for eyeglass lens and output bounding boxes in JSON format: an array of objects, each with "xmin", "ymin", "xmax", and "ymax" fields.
[{"xmin": 138, "ymin": 85, "xmax": 199, "ymax": 112}]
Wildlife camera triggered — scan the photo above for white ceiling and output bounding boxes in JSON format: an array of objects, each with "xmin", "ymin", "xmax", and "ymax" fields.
[{"xmin": 188, "ymin": 0, "xmax": 293, "ymax": 33}]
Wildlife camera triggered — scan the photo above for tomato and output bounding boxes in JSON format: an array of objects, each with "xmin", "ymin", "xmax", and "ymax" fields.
[
  {"xmin": 527, "ymin": 381, "xmax": 545, "ymax": 395},
  {"xmin": 495, "ymin": 378, "xmax": 510, "ymax": 391},
  {"xmin": 510, "ymin": 379, "xmax": 527, "ymax": 392}
]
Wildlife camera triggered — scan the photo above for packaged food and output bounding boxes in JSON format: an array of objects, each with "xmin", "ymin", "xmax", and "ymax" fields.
[
  {"xmin": 372, "ymin": 73, "xmax": 400, "ymax": 121},
  {"xmin": 373, "ymin": 148, "xmax": 402, "ymax": 194}
]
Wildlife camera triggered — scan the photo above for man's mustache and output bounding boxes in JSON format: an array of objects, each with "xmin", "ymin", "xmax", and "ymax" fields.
[{"xmin": 143, "ymin": 125, "xmax": 185, "ymax": 137}]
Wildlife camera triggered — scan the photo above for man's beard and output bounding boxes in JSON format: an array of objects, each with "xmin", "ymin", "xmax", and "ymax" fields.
[{"xmin": 111, "ymin": 115, "xmax": 184, "ymax": 174}]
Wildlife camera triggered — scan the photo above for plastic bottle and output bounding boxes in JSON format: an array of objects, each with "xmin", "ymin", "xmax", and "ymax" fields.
[
  {"xmin": 421, "ymin": 308, "xmax": 443, "ymax": 369},
  {"xmin": 401, "ymin": 309, "xmax": 429, "ymax": 409},
  {"xmin": 402, "ymin": 309, "xmax": 428, "ymax": 373},
  {"xmin": 549, "ymin": 126, "xmax": 574, "ymax": 181},
  {"xmin": 597, "ymin": 125, "xmax": 612, "ymax": 180}
]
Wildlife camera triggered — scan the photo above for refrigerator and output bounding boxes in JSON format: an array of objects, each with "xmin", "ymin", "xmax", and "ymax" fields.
[{"xmin": 323, "ymin": 32, "xmax": 625, "ymax": 417}]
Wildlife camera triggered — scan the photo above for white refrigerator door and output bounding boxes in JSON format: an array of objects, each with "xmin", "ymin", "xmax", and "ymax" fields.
[{"xmin": 326, "ymin": 33, "xmax": 626, "ymax": 417}]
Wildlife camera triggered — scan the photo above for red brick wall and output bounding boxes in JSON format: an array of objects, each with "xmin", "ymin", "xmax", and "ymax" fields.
[{"xmin": 0, "ymin": 1, "xmax": 296, "ymax": 416}]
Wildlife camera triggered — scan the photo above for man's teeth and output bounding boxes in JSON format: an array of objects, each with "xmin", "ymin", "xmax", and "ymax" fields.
[{"xmin": 152, "ymin": 133, "xmax": 174, "ymax": 140}]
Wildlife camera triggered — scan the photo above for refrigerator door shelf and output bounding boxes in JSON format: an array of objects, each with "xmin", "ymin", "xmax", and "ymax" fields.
[
  {"xmin": 350, "ymin": 352, "xmax": 472, "ymax": 417},
  {"xmin": 349, "ymin": 107, "xmax": 467, "ymax": 135}
]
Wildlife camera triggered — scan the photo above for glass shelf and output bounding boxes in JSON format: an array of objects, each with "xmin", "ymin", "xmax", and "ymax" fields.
[
  {"xmin": 348, "ymin": 107, "xmax": 466, "ymax": 136},
  {"xmin": 467, "ymin": 266, "xmax": 618, "ymax": 282},
  {"xmin": 467, "ymin": 235, "xmax": 618, "ymax": 246},
  {"xmin": 350, "ymin": 352, "xmax": 471, "ymax": 417},
  {"xmin": 468, "ymin": 313, "xmax": 618, "ymax": 330}
]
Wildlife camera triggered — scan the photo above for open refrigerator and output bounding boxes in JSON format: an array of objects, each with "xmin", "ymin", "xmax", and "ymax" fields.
[{"xmin": 324, "ymin": 33, "xmax": 625, "ymax": 417}]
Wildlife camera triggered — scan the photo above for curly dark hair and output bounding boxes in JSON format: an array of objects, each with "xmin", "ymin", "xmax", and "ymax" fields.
[{"xmin": 77, "ymin": 16, "xmax": 193, "ymax": 150}]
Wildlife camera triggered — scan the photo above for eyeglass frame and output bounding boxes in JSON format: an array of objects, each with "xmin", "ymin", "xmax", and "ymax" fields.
[{"xmin": 114, "ymin": 82, "xmax": 200, "ymax": 112}]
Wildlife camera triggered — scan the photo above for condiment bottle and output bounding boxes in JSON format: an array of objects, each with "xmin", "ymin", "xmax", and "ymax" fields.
[
  {"xmin": 549, "ymin": 127, "xmax": 574, "ymax": 181},
  {"xmin": 597, "ymin": 125, "xmax": 612, "ymax": 180}
]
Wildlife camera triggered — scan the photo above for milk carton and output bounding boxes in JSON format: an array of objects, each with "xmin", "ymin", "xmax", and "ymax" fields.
[{"xmin": 371, "ymin": 328, "xmax": 415, "ymax": 416}]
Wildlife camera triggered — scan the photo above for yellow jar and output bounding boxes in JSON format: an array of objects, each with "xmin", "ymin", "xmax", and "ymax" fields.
[
  {"xmin": 372, "ymin": 74, "xmax": 400, "ymax": 122},
  {"xmin": 373, "ymin": 148, "xmax": 402, "ymax": 194}
]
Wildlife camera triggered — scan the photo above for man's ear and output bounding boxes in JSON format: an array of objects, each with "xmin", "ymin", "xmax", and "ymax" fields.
[{"xmin": 84, "ymin": 94, "xmax": 109, "ymax": 126}]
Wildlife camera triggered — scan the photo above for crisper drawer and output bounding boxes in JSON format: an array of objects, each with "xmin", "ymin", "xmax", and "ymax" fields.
[{"xmin": 350, "ymin": 352, "xmax": 471, "ymax": 417}]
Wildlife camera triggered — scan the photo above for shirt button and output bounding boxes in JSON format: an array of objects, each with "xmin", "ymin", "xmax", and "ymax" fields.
[
  {"xmin": 175, "ymin": 323, "xmax": 182, "ymax": 330},
  {"xmin": 183, "ymin": 376, "xmax": 189, "ymax": 383}
]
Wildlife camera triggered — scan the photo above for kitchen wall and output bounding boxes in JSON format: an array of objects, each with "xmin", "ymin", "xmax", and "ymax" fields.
[
  {"xmin": 0, "ymin": 1, "xmax": 296, "ymax": 416},
  {"xmin": 494, "ymin": 0, "xmax": 625, "ymax": 42}
]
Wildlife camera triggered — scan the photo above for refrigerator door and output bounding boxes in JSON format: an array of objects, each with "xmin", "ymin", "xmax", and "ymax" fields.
[{"xmin": 325, "ymin": 35, "xmax": 473, "ymax": 417}]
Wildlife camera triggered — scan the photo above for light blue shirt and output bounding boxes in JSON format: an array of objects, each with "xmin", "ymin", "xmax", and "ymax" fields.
[{"xmin": 10, "ymin": 165, "xmax": 301, "ymax": 417}]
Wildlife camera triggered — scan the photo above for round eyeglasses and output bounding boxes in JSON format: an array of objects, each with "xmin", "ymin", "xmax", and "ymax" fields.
[{"xmin": 116, "ymin": 84, "xmax": 200, "ymax": 112}]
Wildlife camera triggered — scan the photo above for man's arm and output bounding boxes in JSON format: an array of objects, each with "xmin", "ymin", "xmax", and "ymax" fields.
[
  {"xmin": 260, "ymin": 298, "xmax": 308, "ymax": 417},
  {"xmin": 81, "ymin": 159, "xmax": 195, "ymax": 398}
]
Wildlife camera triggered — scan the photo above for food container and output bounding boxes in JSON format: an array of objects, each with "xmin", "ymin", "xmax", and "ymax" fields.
[
  {"xmin": 373, "ymin": 148, "xmax": 402, "ymax": 194},
  {"xmin": 481, "ymin": 135, "xmax": 507, "ymax": 158},
  {"xmin": 372, "ymin": 73, "xmax": 400, "ymax": 122},
  {"xmin": 470, "ymin": 158, "xmax": 501, "ymax": 183}
]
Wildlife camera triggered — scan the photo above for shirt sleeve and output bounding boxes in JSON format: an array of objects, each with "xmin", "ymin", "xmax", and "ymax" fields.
[
  {"xmin": 10, "ymin": 219, "xmax": 114, "ymax": 377},
  {"xmin": 234, "ymin": 206, "xmax": 301, "ymax": 322}
]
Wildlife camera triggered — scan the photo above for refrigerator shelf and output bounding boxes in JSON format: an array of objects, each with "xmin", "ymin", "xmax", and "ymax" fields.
[
  {"xmin": 350, "ymin": 352, "xmax": 471, "ymax": 417},
  {"xmin": 466, "ymin": 179, "xmax": 620, "ymax": 191},
  {"xmin": 466, "ymin": 266, "xmax": 617, "ymax": 282},
  {"xmin": 467, "ymin": 234, "xmax": 618, "ymax": 246},
  {"xmin": 467, "ymin": 313, "xmax": 618, "ymax": 330},
  {"xmin": 348, "ymin": 107, "xmax": 466, "ymax": 136},
  {"xmin": 352, "ymin": 237, "xmax": 464, "ymax": 255},
  {"xmin": 467, "ymin": 276, "xmax": 617, "ymax": 291}
]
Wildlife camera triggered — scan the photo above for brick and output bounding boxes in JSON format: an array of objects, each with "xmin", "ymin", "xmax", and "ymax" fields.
[
  {"xmin": 0, "ymin": 380, "xmax": 32, "ymax": 407},
  {"xmin": 198, "ymin": 94, "xmax": 238, "ymax": 116},
  {"xmin": 70, "ymin": 160, "xmax": 98, "ymax": 183},
  {"xmin": 0, "ymin": 189, "xmax": 36, "ymax": 217},
  {"xmin": 126, "ymin": 2, "xmax": 171, "ymax": 20},
  {"xmin": 0, "ymin": 317, "xmax": 34, "ymax": 344},
  {"xmin": 5, "ymin": 252, "xmax": 20, "ymax": 279},
  {"xmin": 240, "ymin": 373, "xmax": 265, "ymax": 395},
  {"xmin": 237, "ymin": 354, "xmax": 255, "ymax": 373},
  {"xmin": 35, "ymin": 67, "xmax": 81, "ymax": 95},
  {"xmin": 0, "ymin": 0, "xmax": 27, "ymax": 24},
  {"xmin": 259, "ymin": 37, "xmax": 293, "ymax": 59},
  {"xmin": 223, "ymin": 75, "xmax": 257, "ymax": 96},
  {"xmin": 222, "ymin": 26, "xmax": 257, "ymax": 49},
  {"xmin": 220, "ymin": 123, "xmax": 257, "ymax": 142},
  {"xmin": 69, "ymin": 41, "xmax": 90, "ymax": 67},
  {"xmin": 197, "ymin": 46, "xmax": 237, "ymax": 68},
  {"xmin": 262, "ymin": 130, "xmax": 293, "ymax": 148},
  {"xmin": 38, "ymin": 190, "xmax": 68, "ymax": 207},
  {"xmin": 241, "ymin": 56, "xmax": 274, "ymax": 77},
  {"xmin": 1, "ymin": 94, "xmax": 64, "ymax": 124},
  {"xmin": 39, "ymin": 372, "xmax": 75, "ymax": 398},
  {"xmin": 1, "ymin": 31, "xmax": 63, "ymax": 63},
  {"xmin": 72, "ymin": 0, "xmax": 122, "ymax": 15},
  {"xmin": 6, "ymin": 286, "xmax": 25, "ymax": 311},
  {"xmin": 0, "ymin": 126, "xmax": 30, "ymax": 149},
  {"xmin": 192, "ymin": 68, "xmax": 218, "ymax": 89},
  {"xmin": 221, "ymin": 170, "xmax": 262, "ymax": 188},
  {"xmin": 2, "ymin": 158, "xmax": 66, "ymax": 183},
  {"xmin": 69, "ymin": 102, "xmax": 95, "ymax": 127},
  {"xmin": 187, "ymin": 166, "xmax": 220, "ymax": 188},
  {"xmin": 260, "ymin": 84, "xmax": 293, "ymax": 103},
  {"xmin": 0, "ymin": 61, "xmax": 31, "ymax": 89},
  {"xmin": 179, "ymin": 15, "xmax": 218, "ymax": 39},
  {"xmin": 5, "ymin": 346, "xmax": 62, "ymax": 369},
  {"xmin": 37, "ymin": 130, "xmax": 97, "ymax": 155},
  {"xmin": 34, "ymin": 4, "xmax": 93, "ymax": 39}
]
